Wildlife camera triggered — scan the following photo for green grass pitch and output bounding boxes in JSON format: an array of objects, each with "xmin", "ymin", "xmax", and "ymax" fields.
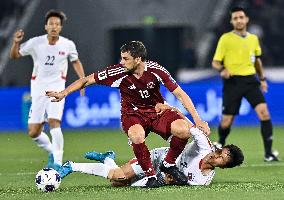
[{"xmin": 0, "ymin": 127, "xmax": 283, "ymax": 200}]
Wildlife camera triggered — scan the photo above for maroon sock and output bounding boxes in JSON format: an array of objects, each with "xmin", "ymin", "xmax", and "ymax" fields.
[
  {"xmin": 164, "ymin": 136, "xmax": 188, "ymax": 164},
  {"xmin": 132, "ymin": 142, "xmax": 156, "ymax": 176}
]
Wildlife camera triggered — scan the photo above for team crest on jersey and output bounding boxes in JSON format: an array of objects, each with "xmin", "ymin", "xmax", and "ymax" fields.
[
  {"xmin": 59, "ymin": 51, "xmax": 65, "ymax": 55},
  {"xmin": 187, "ymin": 173, "xmax": 193, "ymax": 181},
  {"xmin": 147, "ymin": 82, "xmax": 155, "ymax": 89},
  {"xmin": 98, "ymin": 70, "xmax": 107, "ymax": 80}
]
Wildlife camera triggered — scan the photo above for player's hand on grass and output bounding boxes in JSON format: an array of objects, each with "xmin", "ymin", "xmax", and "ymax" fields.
[
  {"xmin": 45, "ymin": 91, "xmax": 66, "ymax": 102},
  {"xmin": 13, "ymin": 29, "xmax": 24, "ymax": 43}
]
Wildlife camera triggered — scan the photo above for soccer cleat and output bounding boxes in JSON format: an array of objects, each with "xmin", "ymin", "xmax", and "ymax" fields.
[
  {"xmin": 84, "ymin": 151, "xmax": 116, "ymax": 163},
  {"xmin": 47, "ymin": 153, "xmax": 54, "ymax": 168},
  {"xmin": 132, "ymin": 176, "xmax": 161, "ymax": 188},
  {"xmin": 57, "ymin": 161, "xmax": 73, "ymax": 179},
  {"xmin": 143, "ymin": 176, "xmax": 161, "ymax": 188},
  {"xmin": 160, "ymin": 162, "xmax": 188, "ymax": 185},
  {"xmin": 53, "ymin": 163, "xmax": 61, "ymax": 171},
  {"xmin": 47, "ymin": 153, "xmax": 61, "ymax": 171},
  {"xmin": 264, "ymin": 150, "xmax": 279, "ymax": 162}
]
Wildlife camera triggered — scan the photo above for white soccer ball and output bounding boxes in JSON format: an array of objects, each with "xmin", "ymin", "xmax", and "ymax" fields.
[{"xmin": 35, "ymin": 168, "xmax": 61, "ymax": 192}]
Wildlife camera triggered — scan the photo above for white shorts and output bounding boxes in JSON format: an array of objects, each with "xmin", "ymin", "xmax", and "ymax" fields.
[{"xmin": 28, "ymin": 95, "xmax": 65, "ymax": 124}]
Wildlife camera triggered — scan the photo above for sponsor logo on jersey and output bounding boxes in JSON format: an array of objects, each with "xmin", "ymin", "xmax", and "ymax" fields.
[
  {"xmin": 128, "ymin": 84, "xmax": 136, "ymax": 90},
  {"xmin": 147, "ymin": 82, "xmax": 155, "ymax": 89},
  {"xmin": 59, "ymin": 51, "xmax": 65, "ymax": 55}
]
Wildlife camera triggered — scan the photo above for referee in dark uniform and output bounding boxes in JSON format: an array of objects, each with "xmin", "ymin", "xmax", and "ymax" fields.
[{"xmin": 212, "ymin": 7, "xmax": 278, "ymax": 161}]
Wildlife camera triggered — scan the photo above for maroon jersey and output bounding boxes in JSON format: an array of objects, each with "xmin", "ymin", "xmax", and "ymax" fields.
[{"xmin": 93, "ymin": 61, "xmax": 178, "ymax": 113}]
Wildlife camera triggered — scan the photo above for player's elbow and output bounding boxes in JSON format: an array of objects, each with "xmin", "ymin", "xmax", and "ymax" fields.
[
  {"xmin": 211, "ymin": 60, "xmax": 219, "ymax": 69},
  {"xmin": 10, "ymin": 52, "xmax": 20, "ymax": 59}
]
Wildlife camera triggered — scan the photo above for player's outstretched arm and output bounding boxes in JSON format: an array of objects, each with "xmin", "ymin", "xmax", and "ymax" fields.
[
  {"xmin": 72, "ymin": 59, "xmax": 86, "ymax": 96},
  {"xmin": 46, "ymin": 73, "xmax": 96, "ymax": 102},
  {"xmin": 172, "ymin": 86, "xmax": 210, "ymax": 134},
  {"xmin": 155, "ymin": 103, "xmax": 194, "ymax": 127},
  {"xmin": 10, "ymin": 29, "xmax": 24, "ymax": 59}
]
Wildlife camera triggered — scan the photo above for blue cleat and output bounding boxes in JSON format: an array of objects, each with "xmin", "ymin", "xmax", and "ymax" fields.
[
  {"xmin": 57, "ymin": 161, "xmax": 73, "ymax": 179},
  {"xmin": 53, "ymin": 163, "xmax": 61, "ymax": 171},
  {"xmin": 84, "ymin": 151, "xmax": 116, "ymax": 163},
  {"xmin": 47, "ymin": 153, "xmax": 61, "ymax": 171},
  {"xmin": 47, "ymin": 153, "xmax": 54, "ymax": 168}
]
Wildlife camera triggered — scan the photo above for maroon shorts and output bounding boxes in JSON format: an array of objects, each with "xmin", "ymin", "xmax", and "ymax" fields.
[{"xmin": 121, "ymin": 109, "xmax": 183, "ymax": 140}]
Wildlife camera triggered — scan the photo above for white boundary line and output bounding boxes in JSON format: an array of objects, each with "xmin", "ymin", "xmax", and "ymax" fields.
[{"xmin": 241, "ymin": 162, "xmax": 284, "ymax": 168}]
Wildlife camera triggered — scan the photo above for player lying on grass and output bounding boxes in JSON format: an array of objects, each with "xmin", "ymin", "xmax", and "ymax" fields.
[{"xmin": 57, "ymin": 103, "xmax": 244, "ymax": 187}]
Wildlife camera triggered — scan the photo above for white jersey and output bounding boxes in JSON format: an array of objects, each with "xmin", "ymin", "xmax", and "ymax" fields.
[
  {"xmin": 131, "ymin": 127, "xmax": 215, "ymax": 186},
  {"xmin": 19, "ymin": 34, "xmax": 78, "ymax": 96},
  {"xmin": 176, "ymin": 127, "xmax": 215, "ymax": 185}
]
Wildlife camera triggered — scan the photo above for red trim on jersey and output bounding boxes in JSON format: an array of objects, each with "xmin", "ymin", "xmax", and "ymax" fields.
[
  {"xmin": 31, "ymin": 76, "xmax": 36, "ymax": 80},
  {"xmin": 199, "ymin": 159, "xmax": 203, "ymax": 169},
  {"xmin": 61, "ymin": 76, "xmax": 66, "ymax": 80},
  {"xmin": 128, "ymin": 158, "xmax": 138, "ymax": 164}
]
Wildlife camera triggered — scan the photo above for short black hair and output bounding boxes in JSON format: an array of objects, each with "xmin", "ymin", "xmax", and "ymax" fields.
[
  {"xmin": 223, "ymin": 144, "xmax": 244, "ymax": 168},
  {"xmin": 120, "ymin": 41, "xmax": 147, "ymax": 61},
  {"xmin": 45, "ymin": 10, "xmax": 67, "ymax": 25},
  {"xmin": 230, "ymin": 7, "xmax": 247, "ymax": 16}
]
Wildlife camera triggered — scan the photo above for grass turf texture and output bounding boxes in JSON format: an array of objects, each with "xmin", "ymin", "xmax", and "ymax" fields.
[{"xmin": 0, "ymin": 127, "xmax": 283, "ymax": 200}]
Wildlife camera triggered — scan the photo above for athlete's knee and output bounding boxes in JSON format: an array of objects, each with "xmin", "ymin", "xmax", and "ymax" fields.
[
  {"xmin": 48, "ymin": 118, "xmax": 61, "ymax": 129},
  {"xmin": 28, "ymin": 130, "xmax": 41, "ymax": 138},
  {"xmin": 220, "ymin": 116, "xmax": 234, "ymax": 128},
  {"xmin": 109, "ymin": 168, "xmax": 127, "ymax": 181},
  {"xmin": 128, "ymin": 124, "xmax": 145, "ymax": 144},
  {"xmin": 108, "ymin": 168, "xmax": 130, "ymax": 187},
  {"xmin": 255, "ymin": 104, "xmax": 270, "ymax": 120},
  {"xmin": 171, "ymin": 119, "xmax": 190, "ymax": 139},
  {"xmin": 28, "ymin": 125, "xmax": 42, "ymax": 138}
]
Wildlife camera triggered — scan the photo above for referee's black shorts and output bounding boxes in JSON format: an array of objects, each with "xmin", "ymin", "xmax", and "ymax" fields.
[{"xmin": 222, "ymin": 75, "xmax": 266, "ymax": 115}]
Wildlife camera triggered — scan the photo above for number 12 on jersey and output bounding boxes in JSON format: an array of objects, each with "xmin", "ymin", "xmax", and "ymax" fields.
[{"xmin": 139, "ymin": 90, "xmax": 150, "ymax": 98}]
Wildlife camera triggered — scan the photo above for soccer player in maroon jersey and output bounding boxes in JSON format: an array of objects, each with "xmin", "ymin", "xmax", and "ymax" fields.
[{"xmin": 46, "ymin": 41, "xmax": 210, "ymax": 187}]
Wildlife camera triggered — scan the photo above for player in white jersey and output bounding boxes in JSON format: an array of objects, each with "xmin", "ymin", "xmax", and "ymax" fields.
[
  {"xmin": 56, "ymin": 103, "xmax": 244, "ymax": 187},
  {"xmin": 9, "ymin": 10, "xmax": 85, "ymax": 168}
]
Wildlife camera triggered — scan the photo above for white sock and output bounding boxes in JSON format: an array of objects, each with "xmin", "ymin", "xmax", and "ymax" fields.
[
  {"xmin": 104, "ymin": 157, "xmax": 118, "ymax": 168},
  {"xmin": 71, "ymin": 163, "xmax": 111, "ymax": 178},
  {"xmin": 32, "ymin": 132, "xmax": 53, "ymax": 153},
  {"xmin": 50, "ymin": 127, "xmax": 64, "ymax": 165}
]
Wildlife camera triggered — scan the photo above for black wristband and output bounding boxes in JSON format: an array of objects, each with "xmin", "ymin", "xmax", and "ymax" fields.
[
  {"xmin": 260, "ymin": 77, "xmax": 266, "ymax": 81},
  {"xmin": 218, "ymin": 66, "xmax": 225, "ymax": 72}
]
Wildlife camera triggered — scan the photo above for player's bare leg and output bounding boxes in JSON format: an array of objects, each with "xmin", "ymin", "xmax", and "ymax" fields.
[{"xmin": 109, "ymin": 163, "xmax": 134, "ymax": 186}]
